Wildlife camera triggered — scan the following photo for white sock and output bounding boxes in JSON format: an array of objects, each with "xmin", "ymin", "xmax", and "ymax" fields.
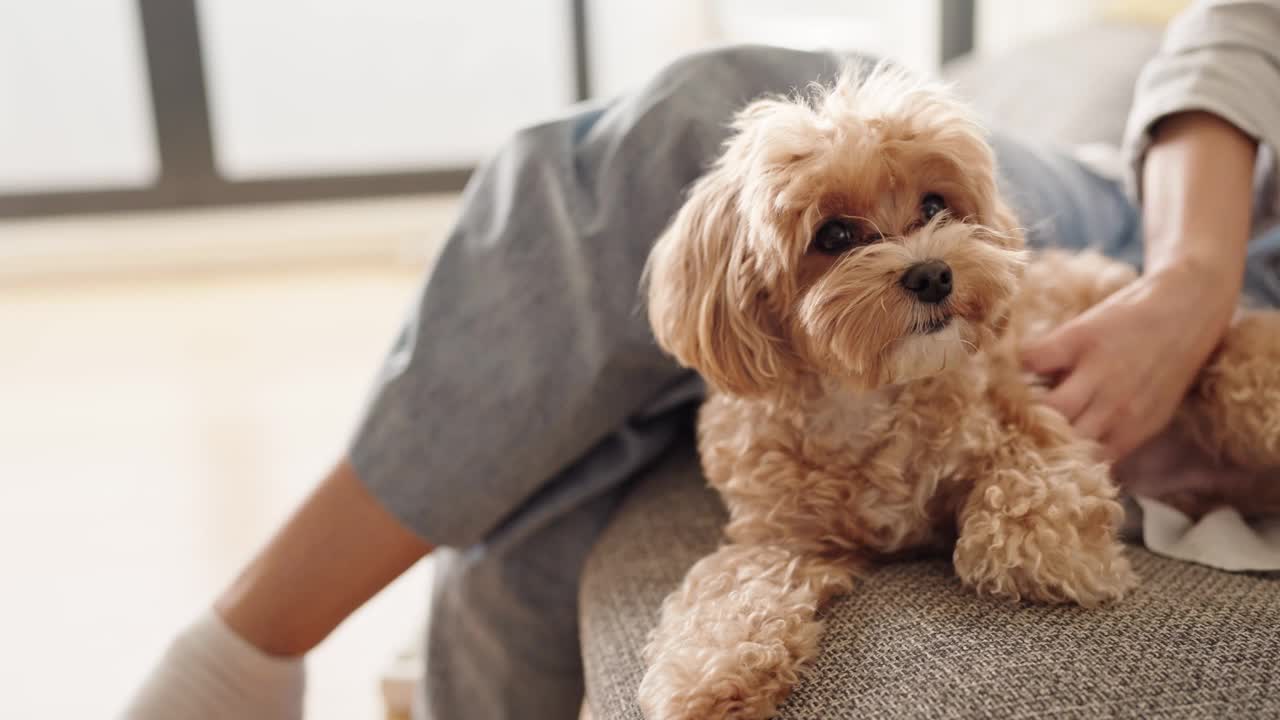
[{"xmin": 120, "ymin": 609, "xmax": 305, "ymax": 720}]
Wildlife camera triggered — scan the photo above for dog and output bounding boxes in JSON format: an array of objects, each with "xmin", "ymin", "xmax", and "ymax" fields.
[{"xmin": 638, "ymin": 64, "xmax": 1280, "ymax": 720}]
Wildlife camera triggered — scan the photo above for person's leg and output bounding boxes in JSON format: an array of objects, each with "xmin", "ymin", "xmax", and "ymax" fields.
[
  {"xmin": 417, "ymin": 407, "xmax": 693, "ymax": 720},
  {"xmin": 123, "ymin": 45, "xmax": 847, "ymax": 720},
  {"xmin": 355, "ymin": 46, "xmax": 850, "ymax": 720},
  {"xmin": 992, "ymin": 133, "xmax": 1280, "ymax": 307},
  {"xmin": 348, "ymin": 45, "xmax": 844, "ymax": 553},
  {"xmin": 988, "ymin": 135, "xmax": 1142, "ymax": 261},
  {"xmin": 1244, "ymin": 224, "xmax": 1280, "ymax": 307},
  {"xmin": 124, "ymin": 459, "xmax": 430, "ymax": 720}
]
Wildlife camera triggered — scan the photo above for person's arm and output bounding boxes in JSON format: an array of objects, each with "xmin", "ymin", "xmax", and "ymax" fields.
[
  {"xmin": 1020, "ymin": 0, "xmax": 1280, "ymax": 461},
  {"xmin": 122, "ymin": 459, "xmax": 431, "ymax": 720},
  {"xmin": 216, "ymin": 458, "xmax": 433, "ymax": 656},
  {"xmin": 1022, "ymin": 112, "xmax": 1256, "ymax": 460},
  {"xmin": 1141, "ymin": 111, "xmax": 1255, "ymax": 303}
]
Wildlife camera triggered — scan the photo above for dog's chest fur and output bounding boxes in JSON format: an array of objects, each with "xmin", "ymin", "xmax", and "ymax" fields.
[
  {"xmin": 801, "ymin": 383, "xmax": 899, "ymax": 445},
  {"xmin": 701, "ymin": 363, "xmax": 994, "ymax": 555}
]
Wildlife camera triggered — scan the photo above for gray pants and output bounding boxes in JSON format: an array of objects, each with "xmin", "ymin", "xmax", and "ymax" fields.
[{"xmin": 345, "ymin": 46, "xmax": 1280, "ymax": 720}]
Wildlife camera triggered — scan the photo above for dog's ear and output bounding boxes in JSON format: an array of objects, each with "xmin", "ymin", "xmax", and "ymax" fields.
[{"xmin": 645, "ymin": 164, "xmax": 789, "ymax": 396}]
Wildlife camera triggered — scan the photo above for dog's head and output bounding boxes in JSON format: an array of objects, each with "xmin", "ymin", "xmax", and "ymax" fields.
[{"xmin": 646, "ymin": 64, "xmax": 1026, "ymax": 397}]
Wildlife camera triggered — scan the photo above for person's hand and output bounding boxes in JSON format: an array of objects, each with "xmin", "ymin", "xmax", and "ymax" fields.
[{"xmin": 1020, "ymin": 261, "xmax": 1237, "ymax": 461}]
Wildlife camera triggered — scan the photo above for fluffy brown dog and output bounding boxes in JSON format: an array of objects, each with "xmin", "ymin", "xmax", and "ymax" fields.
[{"xmin": 639, "ymin": 65, "xmax": 1280, "ymax": 720}]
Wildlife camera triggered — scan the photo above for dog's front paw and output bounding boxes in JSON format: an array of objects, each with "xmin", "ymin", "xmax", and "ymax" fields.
[
  {"xmin": 638, "ymin": 655, "xmax": 796, "ymax": 720},
  {"xmin": 638, "ymin": 545, "xmax": 852, "ymax": 719},
  {"xmin": 956, "ymin": 528, "xmax": 1135, "ymax": 607},
  {"xmin": 639, "ymin": 619, "xmax": 814, "ymax": 720},
  {"xmin": 954, "ymin": 467, "xmax": 1137, "ymax": 607}
]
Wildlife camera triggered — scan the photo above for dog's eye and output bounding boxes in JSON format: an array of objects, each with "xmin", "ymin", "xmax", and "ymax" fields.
[
  {"xmin": 812, "ymin": 219, "xmax": 861, "ymax": 255},
  {"xmin": 921, "ymin": 193, "xmax": 947, "ymax": 222}
]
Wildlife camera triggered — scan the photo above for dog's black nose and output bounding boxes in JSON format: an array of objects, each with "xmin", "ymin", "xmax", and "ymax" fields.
[{"xmin": 901, "ymin": 260, "xmax": 952, "ymax": 304}]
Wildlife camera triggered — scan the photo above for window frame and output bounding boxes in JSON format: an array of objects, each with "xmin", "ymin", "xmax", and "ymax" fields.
[{"xmin": 0, "ymin": 0, "xmax": 970, "ymax": 219}]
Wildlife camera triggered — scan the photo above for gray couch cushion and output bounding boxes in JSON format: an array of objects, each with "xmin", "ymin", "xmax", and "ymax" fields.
[
  {"xmin": 942, "ymin": 24, "xmax": 1163, "ymax": 148},
  {"xmin": 580, "ymin": 440, "xmax": 1280, "ymax": 719}
]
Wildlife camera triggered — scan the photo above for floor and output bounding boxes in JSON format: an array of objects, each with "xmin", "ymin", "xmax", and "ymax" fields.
[{"xmin": 0, "ymin": 199, "xmax": 451, "ymax": 719}]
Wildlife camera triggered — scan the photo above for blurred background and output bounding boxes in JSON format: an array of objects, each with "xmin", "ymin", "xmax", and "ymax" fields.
[{"xmin": 0, "ymin": 1, "xmax": 1183, "ymax": 718}]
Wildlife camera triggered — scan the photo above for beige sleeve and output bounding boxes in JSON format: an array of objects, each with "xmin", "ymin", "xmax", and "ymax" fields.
[{"xmin": 1122, "ymin": 0, "xmax": 1280, "ymax": 220}]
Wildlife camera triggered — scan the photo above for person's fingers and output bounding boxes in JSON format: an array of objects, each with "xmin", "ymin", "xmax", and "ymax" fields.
[
  {"xmin": 1104, "ymin": 393, "xmax": 1179, "ymax": 463},
  {"xmin": 1071, "ymin": 393, "xmax": 1116, "ymax": 443},
  {"xmin": 1020, "ymin": 323, "xmax": 1084, "ymax": 376},
  {"xmin": 1041, "ymin": 356, "xmax": 1103, "ymax": 423},
  {"xmin": 1101, "ymin": 424, "xmax": 1145, "ymax": 464}
]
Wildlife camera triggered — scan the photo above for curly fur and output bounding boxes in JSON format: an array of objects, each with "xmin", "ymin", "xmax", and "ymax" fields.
[{"xmin": 639, "ymin": 63, "xmax": 1280, "ymax": 720}]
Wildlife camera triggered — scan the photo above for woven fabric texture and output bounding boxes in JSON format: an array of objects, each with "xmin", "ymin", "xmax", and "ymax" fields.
[{"xmin": 580, "ymin": 440, "xmax": 1280, "ymax": 719}]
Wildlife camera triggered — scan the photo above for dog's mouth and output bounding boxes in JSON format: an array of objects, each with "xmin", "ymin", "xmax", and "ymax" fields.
[{"xmin": 915, "ymin": 315, "xmax": 953, "ymax": 335}]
